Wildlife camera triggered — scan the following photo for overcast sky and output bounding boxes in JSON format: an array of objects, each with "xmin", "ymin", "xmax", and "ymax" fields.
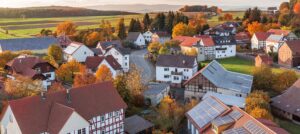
[{"xmin": 0, "ymin": 0, "xmax": 288, "ymax": 8}]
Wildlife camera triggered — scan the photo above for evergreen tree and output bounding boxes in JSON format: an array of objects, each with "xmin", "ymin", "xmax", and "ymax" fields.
[
  {"xmin": 243, "ymin": 8, "xmax": 251, "ymax": 20},
  {"xmin": 128, "ymin": 18, "xmax": 136, "ymax": 32},
  {"xmin": 143, "ymin": 13, "xmax": 151, "ymax": 31},
  {"xmin": 117, "ymin": 18, "xmax": 127, "ymax": 40},
  {"xmin": 166, "ymin": 11, "xmax": 175, "ymax": 34},
  {"xmin": 261, "ymin": 16, "xmax": 268, "ymax": 24},
  {"xmin": 249, "ymin": 7, "xmax": 261, "ymax": 22},
  {"xmin": 134, "ymin": 19, "xmax": 142, "ymax": 32}
]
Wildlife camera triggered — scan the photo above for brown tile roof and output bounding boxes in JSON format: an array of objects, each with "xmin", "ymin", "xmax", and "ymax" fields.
[
  {"xmin": 284, "ymin": 40, "xmax": 300, "ymax": 54},
  {"xmin": 85, "ymin": 55, "xmax": 122, "ymax": 71},
  {"xmin": 271, "ymin": 79, "xmax": 300, "ymax": 117},
  {"xmin": 105, "ymin": 55, "xmax": 122, "ymax": 70},
  {"xmin": 268, "ymin": 29, "xmax": 291, "ymax": 36},
  {"xmin": 5, "ymin": 55, "xmax": 54, "ymax": 78},
  {"xmin": 235, "ymin": 32, "xmax": 251, "ymax": 41},
  {"xmin": 195, "ymin": 35, "xmax": 215, "ymax": 47},
  {"xmin": 254, "ymin": 32, "xmax": 271, "ymax": 41},
  {"xmin": 156, "ymin": 54, "xmax": 196, "ymax": 68},
  {"xmin": 5, "ymin": 82, "xmax": 127, "ymax": 134},
  {"xmin": 173, "ymin": 36, "xmax": 201, "ymax": 47}
]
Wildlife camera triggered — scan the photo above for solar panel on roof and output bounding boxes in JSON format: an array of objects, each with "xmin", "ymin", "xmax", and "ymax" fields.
[
  {"xmin": 244, "ymin": 121, "xmax": 267, "ymax": 134},
  {"xmin": 222, "ymin": 127, "xmax": 250, "ymax": 134},
  {"xmin": 212, "ymin": 115, "xmax": 235, "ymax": 127},
  {"xmin": 228, "ymin": 110, "xmax": 243, "ymax": 121}
]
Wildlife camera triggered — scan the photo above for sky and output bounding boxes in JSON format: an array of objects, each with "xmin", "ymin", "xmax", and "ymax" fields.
[{"xmin": 0, "ymin": 0, "xmax": 288, "ymax": 8}]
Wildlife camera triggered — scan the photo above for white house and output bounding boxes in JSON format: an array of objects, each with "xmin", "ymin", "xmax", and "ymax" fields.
[
  {"xmin": 85, "ymin": 55, "xmax": 122, "ymax": 78},
  {"xmin": 0, "ymin": 82, "xmax": 127, "ymax": 134},
  {"xmin": 4, "ymin": 55, "xmax": 56, "ymax": 90},
  {"xmin": 251, "ymin": 32, "xmax": 271, "ymax": 50},
  {"xmin": 156, "ymin": 55, "xmax": 198, "ymax": 84},
  {"xmin": 104, "ymin": 47, "xmax": 130, "ymax": 72},
  {"xmin": 212, "ymin": 36, "xmax": 237, "ymax": 59},
  {"xmin": 184, "ymin": 60, "xmax": 253, "ymax": 101},
  {"xmin": 126, "ymin": 32, "xmax": 146, "ymax": 48},
  {"xmin": 96, "ymin": 40, "xmax": 122, "ymax": 54},
  {"xmin": 143, "ymin": 30, "xmax": 153, "ymax": 42},
  {"xmin": 63, "ymin": 42, "xmax": 94, "ymax": 62},
  {"xmin": 265, "ymin": 34, "xmax": 285, "ymax": 53}
]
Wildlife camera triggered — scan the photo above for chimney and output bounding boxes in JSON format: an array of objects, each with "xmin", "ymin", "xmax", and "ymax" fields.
[
  {"xmin": 41, "ymin": 91, "xmax": 46, "ymax": 100},
  {"xmin": 66, "ymin": 89, "xmax": 71, "ymax": 103}
]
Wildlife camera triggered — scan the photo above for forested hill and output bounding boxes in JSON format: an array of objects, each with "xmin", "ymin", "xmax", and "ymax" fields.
[
  {"xmin": 179, "ymin": 5, "xmax": 219, "ymax": 13},
  {"xmin": 0, "ymin": 6, "xmax": 136, "ymax": 18}
]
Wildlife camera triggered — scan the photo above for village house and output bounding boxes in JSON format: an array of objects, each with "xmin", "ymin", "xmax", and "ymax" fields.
[
  {"xmin": 57, "ymin": 34, "xmax": 72, "ymax": 48},
  {"xmin": 156, "ymin": 54, "xmax": 198, "ymax": 85},
  {"xmin": 186, "ymin": 96, "xmax": 288, "ymax": 134},
  {"xmin": 251, "ymin": 32, "xmax": 271, "ymax": 50},
  {"xmin": 142, "ymin": 30, "xmax": 153, "ymax": 42},
  {"xmin": 151, "ymin": 31, "xmax": 171, "ymax": 44},
  {"xmin": 271, "ymin": 79, "xmax": 300, "ymax": 124},
  {"xmin": 96, "ymin": 40, "xmax": 123, "ymax": 54},
  {"xmin": 143, "ymin": 82, "xmax": 170, "ymax": 106},
  {"xmin": 4, "ymin": 55, "xmax": 56, "ymax": 90},
  {"xmin": 255, "ymin": 54, "xmax": 273, "ymax": 67},
  {"xmin": 213, "ymin": 36, "xmax": 237, "ymax": 59},
  {"xmin": 267, "ymin": 29, "xmax": 298, "ymax": 40},
  {"xmin": 85, "ymin": 55, "xmax": 122, "ymax": 78},
  {"xmin": 0, "ymin": 37, "xmax": 58, "ymax": 53},
  {"xmin": 63, "ymin": 42, "xmax": 94, "ymax": 62},
  {"xmin": 0, "ymin": 82, "xmax": 127, "ymax": 134},
  {"xmin": 184, "ymin": 60, "xmax": 253, "ymax": 101},
  {"xmin": 204, "ymin": 24, "xmax": 237, "ymax": 36},
  {"xmin": 278, "ymin": 40, "xmax": 300, "ymax": 68},
  {"xmin": 267, "ymin": 7, "xmax": 278, "ymax": 15},
  {"xmin": 265, "ymin": 34, "xmax": 285, "ymax": 53},
  {"xmin": 203, "ymin": 91, "xmax": 246, "ymax": 108},
  {"xmin": 126, "ymin": 32, "xmax": 146, "ymax": 48}
]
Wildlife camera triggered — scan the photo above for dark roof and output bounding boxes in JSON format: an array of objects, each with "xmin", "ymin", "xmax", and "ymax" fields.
[
  {"xmin": 271, "ymin": 79, "xmax": 300, "ymax": 117},
  {"xmin": 5, "ymin": 55, "xmax": 54, "ymax": 78},
  {"xmin": 212, "ymin": 36, "xmax": 237, "ymax": 45},
  {"xmin": 0, "ymin": 37, "xmax": 58, "ymax": 52},
  {"xmin": 98, "ymin": 40, "xmax": 122, "ymax": 50},
  {"xmin": 105, "ymin": 55, "xmax": 122, "ymax": 70},
  {"xmin": 283, "ymin": 40, "xmax": 300, "ymax": 54},
  {"xmin": 56, "ymin": 35, "xmax": 72, "ymax": 47},
  {"xmin": 110, "ymin": 47, "xmax": 131, "ymax": 55},
  {"xmin": 126, "ymin": 32, "xmax": 141, "ymax": 42},
  {"xmin": 156, "ymin": 54, "xmax": 196, "ymax": 68},
  {"xmin": 257, "ymin": 119, "xmax": 289, "ymax": 134},
  {"xmin": 5, "ymin": 82, "xmax": 127, "ymax": 134},
  {"xmin": 85, "ymin": 55, "xmax": 122, "ymax": 71},
  {"xmin": 124, "ymin": 115, "xmax": 154, "ymax": 134},
  {"xmin": 91, "ymin": 48, "xmax": 103, "ymax": 55}
]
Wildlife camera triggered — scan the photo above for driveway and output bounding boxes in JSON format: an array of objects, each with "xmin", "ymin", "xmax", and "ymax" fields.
[{"xmin": 130, "ymin": 49, "xmax": 155, "ymax": 84}]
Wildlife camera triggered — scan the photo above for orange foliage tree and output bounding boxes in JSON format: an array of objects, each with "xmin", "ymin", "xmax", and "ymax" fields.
[
  {"xmin": 247, "ymin": 21, "xmax": 266, "ymax": 35},
  {"xmin": 172, "ymin": 22, "xmax": 196, "ymax": 38},
  {"xmin": 56, "ymin": 21, "xmax": 77, "ymax": 36},
  {"xmin": 223, "ymin": 13, "xmax": 233, "ymax": 21},
  {"xmin": 73, "ymin": 71, "xmax": 96, "ymax": 88},
  {"xmin": 86, "ymin": 32, "xmax": 102, "ymax": 46},
  {"xmin": 95, "ymin": 64, "xmax": 113, "ymax": 82},
  {"xmin": 250, "ymin": 107, "xmax": 273, "ymax": 120},
  {"xmin": 294, "ymin": 2, "xmax": 300, "ymax": 14},
  {"xmin": 55, "ymin": 60, "xmax": 85, "ymax": 82}
]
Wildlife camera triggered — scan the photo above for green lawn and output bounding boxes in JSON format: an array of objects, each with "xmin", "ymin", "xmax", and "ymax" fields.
[
  {"xmin": 207, "ymin": 11, "xmax": 244, "ymax": 27},
  {"xmin": 275, "ymin": 118, "xmax": 300, "ymax": 134}
]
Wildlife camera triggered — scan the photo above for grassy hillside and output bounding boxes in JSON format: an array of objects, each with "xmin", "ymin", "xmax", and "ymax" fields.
[{"xmin": 0, "ymin": 6, "xmax": 135, "ymax": 18}]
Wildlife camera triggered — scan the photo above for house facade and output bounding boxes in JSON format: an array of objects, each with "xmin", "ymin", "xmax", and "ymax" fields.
[
  {"xmin": 4, "ymin": 55, "xmax": 56, "ymax": 90},
  {"xmin": 267, "ymin": 29, "xmax": 298, "ymax": 40},
  {"xmin": 251, "ymin": 32, "xmax": 271, "ymax": 50},
  {"xmin": 151, "ymin": 31, "xmax": 171, "ymax": 44},
  {"xmin": 213, "ymin": 36, "xmax": 236, "ymax": 59},
  {"xmin": 104, "ymin": 47, "xmax": 130, "ymax": 72},
  {"xmin": 126, "ymin": 32, "xmax": 146, "ymax": 48},
  {"xmin": 156, "ymin": 55, "xmax": 198, "ymax": 84},
  {"xmin": 63, "ymin": 42, "xmax": 94, "ymax": 62},
  {"xmin": 265, "ymin": 34, "xmax": 285, "ymax": 53},
  {"xmin": 278, "ymin": 40, "xmax": 300, "ymax": 68},
  {"xmin": 0, "ymin": 82, "xmax": 127, "ymax": 134},
  {"xmin": 255, "ymin": 54, "xmax": 273, "ymax": 67},
  {"xmin": 184, "ymin": 60, "xmax": 253, "ymax": 101},
  {"xmin": 142, "ymin": 31, "xmax": 153, "ymax": 42}
]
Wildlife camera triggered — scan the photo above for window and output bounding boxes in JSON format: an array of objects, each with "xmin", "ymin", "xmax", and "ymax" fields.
[
  {"xmin": 101, "ymin": 115, "xmax": 105, "ymax": 122},
  {"xmin": 125, "ymin": 62, "xmax": 128, "ymax": 66},
  {"xmin": 164, "ymin": 75, "xmax": 169, "ymax": 78},
  {"xmin": 115, "ymin": 111, "xmax": 119, "ymax": 116},
  {"xmin": 125, "ymin": 57, "xmax": 127, "ymax": 60},
  {"xmin": 82, "ymin": 128, "xmax": 86, "ymax": 134},
  {"xmin": 164, "ymin": 68, "xmax": 169, "ymax": 71},
  {"xmin": 101, "ymin": 130, "xmax": 105, "ymax": 134},
  {"xmin": 109, "ymin": 112, "xmax": 113, "ymax": 117},
  {"xmin": 84, "ymin": 51, "xmax": 87, "ymax": 55}
]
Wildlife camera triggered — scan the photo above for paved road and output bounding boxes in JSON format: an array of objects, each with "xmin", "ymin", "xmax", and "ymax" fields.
[{"xmin": 130, "ymin": 49, "xmax": 155, "ymax": 84}]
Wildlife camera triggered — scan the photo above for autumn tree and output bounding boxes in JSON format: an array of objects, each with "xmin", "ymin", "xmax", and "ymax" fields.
[
  {"xmin": 185, "ymin": 48, "xmax": 198, "ymax": 56},
  {"xmin": 113, "ymin": 74, "xmax": 132, "ymax": 104},
  {"xmin": 250, "ymin": 107, "xmax": 273, "ymax": 120},
  {"xmin": 252, "ymin": 65, "xmax": 274, "ymax": 91},
  {"xmin": 126, "ymin": 64, "xmax": 144, "ymax": 96},
  {"xmin": 247, "ymin": 21, "xmax": 266, "ymax": 35},
  {"xmin": 5, "ymin": 75, "xmax": 42, "ymax": 99},
  {"xmin": 117, "ymin": 18, "xmax": 127, "ymax": 40},
  {"xmin": 55, "ymin": 60, "xmax": 85, "ymax": 82},
  {"xmin": 148, "ymin": 42, "xmax": 162, "ymax": 55},
  {"xmin": 48, "ymin": 82, "xmax": 65, "ymax": 93},
  {"xmin": 99, "ymin": 20, "xmax": 115, "ymax": 40},
  {"xmin": 223, "ymin": 13, "xmax": 233, "ymax": 21},
  {"xmin": 158, "ymin": 46, "xmax": 170, "ymax": 55},
  {"xmin": 56, "ymin": 21, "xmax": 77, "ymax": 35},
  {"xmin": 47, "ymin": 44, "xmax": 63, "ymax": 63},
  {"xmin": 294, "ymin": 2, "xmax": 300, "ymax": 14},
  {"xmin": 95, "ymin": 64, "xmax": 113, "ymax": 82},
  {"xmin": 172, "ymin": 22, "xmax": 196, "ymax": 38},
  {"xmin": 73, "ymin": 71, "xmax": 96, "ymax": 88},
  {"xmin": 86, "ymin": 32, "xmax": 101, "ymax": 46},
  {"xmin": 245, "ymin": 90, "xmax": 270, "ymax": 113},
  {"xmin": 0, "ymin": 51, "xmax": 18, "ymax": 69},
  {"xmin": 43, "ymin": 55, "xmax": 59, "ymax": 68},
  {"xmin": 272, "ymin": 70, "xmax": 298, "ymax": 92}
]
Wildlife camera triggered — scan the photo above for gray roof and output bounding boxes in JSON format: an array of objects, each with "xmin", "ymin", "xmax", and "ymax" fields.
[
  {"xmin": 0, "ymin": 37, "xmax": 58, "ymax": 52},
  {"xmin": 144, "ymin": 83, "xmax": 170, "ymax": 96},
  {"xmin": 199, "ymin": 60, "xmax": 253, "ymax": 94},
  {"xmin": 112, "ymin": 47, "xmax": 131, "ymax": 55},
  {"xmin": 212, "ymin": 36, "xmax": 237, "ymax": 46},
  {"xmin": 98, "ymin": 40, "xmax": 122, "ymax": 50},
  {"xmin": 266, "ymin": 34, "xmax": 284, "ymax": 42},
  {"xmin": 203, "ymin": 92, "xmax": 246, "ymax": 108},
  {"xmin": 124, "ymin": 115, "xmax": 154, "ymax": 134},
  {"xmin": 156, "ymin": 54, "xmax": 196, "ymax": 68},
  {"xmin": 126, "ymin": 32, "xmax": 141, "ymax": 42}
]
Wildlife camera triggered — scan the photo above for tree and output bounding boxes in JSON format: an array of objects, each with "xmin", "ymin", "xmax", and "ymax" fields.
[
  {"xmin": 55, "ymin": 60, "xmax": 85, "ymax": 82},
  {"xmin": 250, "ymin": 107, "xmax": 273, "ymax": 120},
  {"xmin": 113, "ymin": 74, "xmax": 132, "ymax": 104},
  {"xmin": 86, "ymin": 32, "xmax": 101, "ymax": 46},
  {"xmin": 272, "ymin": 70, "xmax": 298, "ymax": 92},
  {"xmin": 252, "ymin": 65, "xmax": 274, "ymax": 91},
  {"xmin": 172, "ymin": 22, "xmax": 196, "ymax": 38},
  {"xmin": 73, "ymin": 71, "xmax": 96, "ymax": 88},
  {"xmin": 223, "ymin": 13, "xmax": 233, "ymax": 21},
  {"xmin": 166, "ymin": 11, "xmax": 175, "ymax": 33},
  {"xmin": 56, "ymin": 21, "xmax": 77, "ymax": 35},
  {"xmin": 279, "ymin": 13, "xmax": 291, "ymax": 26},
  {"xmin": 43, "ymin": 55, "xmax": 59, "ymax": 68},
  {"xmin": 0, "ymin": 51, "xmax": 18, "ymax": 69},
  {"xmin": 159, "ymin": 46, "xmax": 170, "ymax": 55},
  {"xmin": 117, "ymin": 18, "xmax": 127, "ymax": 40},
  {"xmin": 294, "ymin": 2, "xmax": 300, "ymax": 14},
  {"xmin": 128, "ymin": 18, "xmax": 136, "ymax": 32},
  {"xmin": 95, "ymin": 64, "xmax": 113, "ymax": 82},
  {"xmin": 249, "ymin": 7, "xmax": 261, "ymax": 23},
  {"xmin": 47, "ymin": 44, "xmax": 63, "ymax": 63},
  {"xmin": 148, "ymin": 42, "xmax": 162, "ymax": 55},
  {"xmin": 134, "ymin": 19, "xmax": 142, "ymax": 32},
  {"xmin": 99, "ymin": 20, "xmax": 114, "ymax": 41},
  {"xmin": 5, "ymin": 75, "xmax": 42, "ymax": 99},
  {"xmin": 48, "ymin": 82, "xmax": 65, "ymax": 93},
  {"xmin": 186, "ymin": 48, "xmax": 198, "ymax": 56},
  {"xmin": 247, "ymin": 21, "xmax": 266, "ymax": 35},
  {"xmin": 245, "ymin": 90, "xmax": 271, "ymax": 114},
  {"xmin": 126, "ymin": 64, "xmax": 144, "ymax": 96},
  {"xmin": 143, "ymin": 13, "xmax": 151, "ymax": 31}
]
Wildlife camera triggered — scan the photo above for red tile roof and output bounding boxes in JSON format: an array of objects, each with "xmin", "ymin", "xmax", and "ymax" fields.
[
  {"xmin": 235, "ymin": 32, "xmax": 251, "ymax": 41},
  {"xmin": 5, "ymin": 82, "xmax": 127, "ymax": 134},
  {"xmin": 173, "ymin": 36, "xmax": 201, "ymax": 47},
  {"xmin": 257, "ymin": 119, "xmax": 289, "ymax": 134},
  {"xmin": 254, "ymin": 32, "xmax": 271, "ymax": 41}
]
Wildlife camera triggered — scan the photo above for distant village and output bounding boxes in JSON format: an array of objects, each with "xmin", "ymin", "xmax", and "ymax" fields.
[{"xmin": 0, "ymin": 1, "xmax": 300, "ymax": 134}]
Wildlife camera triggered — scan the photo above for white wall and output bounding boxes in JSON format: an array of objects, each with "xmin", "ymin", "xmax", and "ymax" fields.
[
  {"xmin": 66, "ymin": 46, "xmax": 94, "ymax": 62},
  {"xmin": 143, "ymin": 31, "xmax": 153, "ymax": 42},
  {"xmin": 97, "ymin": 60, "xmax": 119, "ymax": 78},
  {"xmin": 215, "ymin": 45, "xmax": 236, "ymax": 59},
  {"xmin": 266, "ymin": 41, "xmax": 281, "ymax": 53},
  {"xmin": 105, "ymin": 48, "xmax": 130, "ymax": 72},
  {"xmin": 134, "ymin": 34, "xmax": 146, "ymax": 47},
  {"xmin": 1, "ymin": 106, "xmax": 22, "ymax": 134},
  {"xmin": 59, "ymin": 112, "xmax": 90, "ymax": 134}
]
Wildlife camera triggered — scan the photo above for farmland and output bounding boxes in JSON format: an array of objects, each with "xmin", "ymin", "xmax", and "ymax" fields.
[{"xmin": 0, "ymin": 14, "xmax": 144, "ymax": 39}]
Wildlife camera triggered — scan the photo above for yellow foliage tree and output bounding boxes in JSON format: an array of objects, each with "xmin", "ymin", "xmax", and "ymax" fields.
[
  {"xmin": 147, "ymin": 42, "xmax": 162, "ymax": 54},
  {"xmin": 55, "ymin": 60, "xmax": 85, "ymax": 82},
  {"xmin": 95, "ymin": 64, "xmax": 113, "ymax": 82},
  {"xmin": 250, "ymin": 107, "xmax": 273, "ymax": 120},
  {"xmin": 272, "ymin": 70, "xmax": 298, "ymax": 92},
  {"xmin": 172, "ymin": 22, "xmax": 196, "ymax": 38},
  {"xmin": 186, "ymin": 48, "xmax": 198, "ymax": 56},
  {"xmin": 56, "ymin": 21, "xmax": 77, "ymax": 36},
  {"xmin": 86, "ymin": 32, "xmax": 102, "ymax": 46},
  {"xmin": 247, "ymin": 21, "xmax": 266, "ymax": 35}
]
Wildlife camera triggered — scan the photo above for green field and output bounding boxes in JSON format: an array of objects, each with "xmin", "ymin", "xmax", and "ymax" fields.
[
  {"xmin": 207, "ymin": 11, "xmax": 244, "ymax": 27},
  {"xmin": 0, "ymin": 14, "xmax": 144, "ymax": 39},
  {"xmin": 275, "ymin": 118, "xmax": 300, "ymax": 134}
]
